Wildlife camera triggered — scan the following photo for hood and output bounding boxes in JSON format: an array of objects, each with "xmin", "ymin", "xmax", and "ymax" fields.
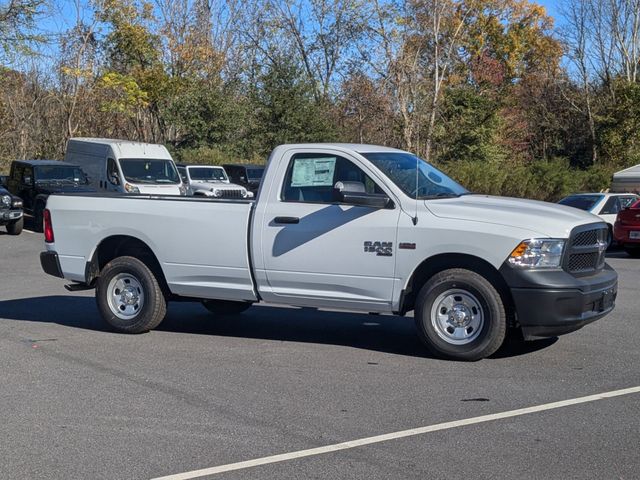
[
  {"xmin": 136, "ymin": 184, "xmax": 182, "ymax": 195},
  {"xmin": 425, "ymin": 194, "xmax": 603, "ymax": 238},
  {"xmin": 192, "ymin": 181, "xmax": 245, "ymax": 191}
]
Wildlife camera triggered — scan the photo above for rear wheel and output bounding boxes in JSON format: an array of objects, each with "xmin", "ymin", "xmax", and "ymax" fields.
[
  {"xmin": 201, "ymin": 300, "xmax": 252, "ymax": 316},
  {"xmin": 6, "ymin": 217, "xmax": 23, "ymax": 235},
  {"xmin": 96, "ymin": 256, "xmax": 167, "ymax": 333},
  {"xmin": 33, "ymin": 204, "xmax": 44, "ymax": 233},
  {"xmin": 414, "ymin": 268, "xmax": 507, "ymax": 361}
]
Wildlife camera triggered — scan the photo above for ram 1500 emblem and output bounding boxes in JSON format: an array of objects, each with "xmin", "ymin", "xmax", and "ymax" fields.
[{"xmin": 364, "ymin": 241, "xmax": 393, "ymax": 257}]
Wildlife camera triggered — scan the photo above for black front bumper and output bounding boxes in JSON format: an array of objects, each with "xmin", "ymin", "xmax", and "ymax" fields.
[
  {"xmin": 40, "ymin": 251, "xmax": 64, "ymax": 278},
  {"xmin": 0, "ymin": 209, "xmax": 23, "ymax": 225},
  {"xmin": 500, "ymin": 264, "xmax": 618, "ymax": 340}
]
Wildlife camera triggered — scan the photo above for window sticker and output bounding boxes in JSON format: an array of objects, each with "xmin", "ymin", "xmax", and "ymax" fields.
[{"xmin": 291, "ymin": 157, "xmax": 336, "ymax": 187}]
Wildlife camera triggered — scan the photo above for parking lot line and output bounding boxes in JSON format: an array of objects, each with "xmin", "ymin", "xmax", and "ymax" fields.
[{"xmin": 151, "ymin": 385, "xmax": 640, "ymax": 480}]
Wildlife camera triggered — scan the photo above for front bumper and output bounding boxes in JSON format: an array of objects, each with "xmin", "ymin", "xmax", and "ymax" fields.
[
  {"xmin": 500, "ymin": 263, "xmax": 618, "ymax": 340},
  {"xmin": 0, "ymin": 209, "xmax": 23, "ymax": 224},
  {"xmin": 40, "ymin": 251, "xmax": 64, "ymax": 278}
]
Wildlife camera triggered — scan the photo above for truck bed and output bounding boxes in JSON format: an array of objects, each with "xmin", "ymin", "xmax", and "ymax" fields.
[{"xmin": 46, "ymin": 194, "xmax": 258, "ymax": 302}]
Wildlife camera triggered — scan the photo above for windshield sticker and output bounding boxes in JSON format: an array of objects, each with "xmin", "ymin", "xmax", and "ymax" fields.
[{"xmin": 291, "ymin": 157, "xmax": 336, "ymax": 187}]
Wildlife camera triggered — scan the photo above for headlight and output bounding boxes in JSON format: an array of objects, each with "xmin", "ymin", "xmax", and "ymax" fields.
[
  {"xmin": 1, "ymin": 195, "xmax": 10, "ymax": 207},
  {"xmin": 124, "ymin": 183, "xmax": 140, "ymax": 193},
  {"xmin": 508, "ymin": 239, "xmax": 565, "ymax": 269},
  {"xmin": 212, "ymin": 188, "xmax": 222, "ymax": 198}
]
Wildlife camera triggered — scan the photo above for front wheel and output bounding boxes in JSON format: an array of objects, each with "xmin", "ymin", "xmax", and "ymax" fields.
[
  {"xmin": 414, "ymin": 268, "xmax": 507, "ymax": 361},
  {"xmin": 6, "ymin": 217, "xmax": 23, "ymax": 235},
  {"xmin": 96, "ymin": 256, "xmax": 167, "ymax": 333},
  {"xmin": 33, "ymin": 205, "xmax": 44, "ymax": 233},
  {"xmin": 625, "ymin": 247, "xmax": 640, "ymax": 258}
]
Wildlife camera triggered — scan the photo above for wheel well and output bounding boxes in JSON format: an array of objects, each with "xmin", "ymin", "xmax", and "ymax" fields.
[
  {"xmin": 88, "ymin": 236, "xmax": 169, "ymax": 295},
  {"xmin": 400, "ymin": 253, "xmax": 515, "ymax": 324}
]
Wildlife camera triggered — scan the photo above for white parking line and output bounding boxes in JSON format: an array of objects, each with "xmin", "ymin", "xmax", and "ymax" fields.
[{"xmin": 152, "ymin": 386, "xmax": 640, "ymax": 480}]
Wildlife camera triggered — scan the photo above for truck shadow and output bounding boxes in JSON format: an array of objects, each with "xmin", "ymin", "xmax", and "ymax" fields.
[{"xmin": 0, "ymin": 296, "xmax": 557, "ymax": 360}]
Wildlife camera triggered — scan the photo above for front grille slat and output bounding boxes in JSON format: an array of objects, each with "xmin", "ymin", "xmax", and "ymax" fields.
[
  {"xmin": 219, "ymin": 189, "xmax": 244, "ymax": 199},
  {"xmin": 565, "ymin": 226, "xmax": 608, "ymax": 275}
]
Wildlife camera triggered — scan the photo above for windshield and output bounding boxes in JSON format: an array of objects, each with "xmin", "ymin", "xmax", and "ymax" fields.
[
  {"xmin": 558, "ymin": 195, "xmax": 603, "ymax": 212},
  {"xmin": 36, "ymin": 165, "xmax": 88, "ymax": 183},
  {"xmin": 119, "ymin": 158, "xmax": 180, "ymax": 184},
  {"xmin": 189, "ymin": 167, "xmax": 227, "ymax": 181},
  {"xmin": 362, "ymin": 152, "xmax": 468, "ymax": 198},
  {"xmin": 247, "ymin": 168, "xmax": 264, "ymax": 180}
]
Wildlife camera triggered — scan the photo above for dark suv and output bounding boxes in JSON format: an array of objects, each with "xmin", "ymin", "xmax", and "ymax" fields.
[
  {"xmin": 0, "ymin": 181, "xmax": 24, "ymax": 235},
  {"xmin": 7, "ymin": 160, "xmax": 95, "ymax": 232},
  {"xmin": 222, "ymin": 164, "xmax": 265, "ymax": 194}
]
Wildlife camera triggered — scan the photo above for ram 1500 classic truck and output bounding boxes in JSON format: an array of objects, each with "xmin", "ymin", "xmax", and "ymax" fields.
[{"xmin": 40, "ymin": 144, "xmax": 617, "ymax": 360}]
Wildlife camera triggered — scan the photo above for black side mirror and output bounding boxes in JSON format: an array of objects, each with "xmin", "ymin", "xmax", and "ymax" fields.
[
  {"xmin": 0, "ymin": 175, "xmax": 7, "ymax": 187},
  {"xmin": 109, "ymin": 172, "xmax": 120, "ymax": 185},
  {"xmin": 333, "ymin": 181, "xmax": 391, "ymax": 208}
]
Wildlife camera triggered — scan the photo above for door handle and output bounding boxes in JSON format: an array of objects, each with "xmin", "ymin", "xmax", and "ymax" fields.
[{"xmin": 273, "ymin": 216, "xmax": 299, "ymax": 224}]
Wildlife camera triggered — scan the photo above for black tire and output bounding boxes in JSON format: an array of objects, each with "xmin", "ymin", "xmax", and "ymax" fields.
[
  {"xmin": 6, "ymin": 217, "xmax": 23, "ymax": 235},
  {"xmin": 96, "ymin": 256, "xmax": 167, "ymax": 333},
  {"xmin": 201, "ymin": 299, "xmax": 252, "ymax": 316},
  {"xmin": 625, "ymin": 247, "xmax": 640, "ymax": 258},
  {"xmin": 33, "ymin": 204, "xmax": 44, "ymax": 233},
  {"xmin": 414, "ymin": 268, "xmax": 507, "ymax": 361}
]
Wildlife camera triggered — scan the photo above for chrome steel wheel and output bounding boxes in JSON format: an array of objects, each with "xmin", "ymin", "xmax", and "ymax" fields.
[
  {"xmin": 107, "ymin": 273, "xmax": 145, "ymax": 320},
  {"xmin": 430, "ymin": 289, "xmax": 484, "ymax": 345}
]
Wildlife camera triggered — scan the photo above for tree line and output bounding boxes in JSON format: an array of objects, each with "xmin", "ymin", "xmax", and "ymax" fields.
[{"xmin": 1, "ymin": 0, "xmax": 640, "ymax": 200}]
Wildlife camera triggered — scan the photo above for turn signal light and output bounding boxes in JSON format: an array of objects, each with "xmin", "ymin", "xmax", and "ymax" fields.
[{"xmin": 44, "ymin": 209, "xmax": 54, "ymax": 243}]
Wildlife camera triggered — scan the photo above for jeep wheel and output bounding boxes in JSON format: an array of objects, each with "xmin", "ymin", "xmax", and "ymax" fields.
[
  {"xmin": 96, "ymin": 256, "xmax": 167, "ymax": 333},
  {"xmin": 201, "ymin": 300, "xmax": 252, "ymax": 316},
  {"xmin": 33, "ymin": 205, "xmax": 44, "ymax": 233},
  {"xmin": 414, "ymin": 268, "xmax": 507, "ymax": 361},
  {"xmin": 6, "ymin": 217, "xmax": 23, "ymax": 235}
]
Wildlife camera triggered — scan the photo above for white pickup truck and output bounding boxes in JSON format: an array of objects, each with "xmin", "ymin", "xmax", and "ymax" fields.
[{"xmin": 40, "ymin": 144, "xmax": 617, "ymax": 360}]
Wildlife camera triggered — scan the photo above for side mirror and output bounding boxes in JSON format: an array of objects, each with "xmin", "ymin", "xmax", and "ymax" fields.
[
  {"xmin": 109, "ymin": 172, "xmax": 120, "ymax": 186},
  {"xmin": 334, "ymin": 181, "xmax": 392, "ymax": 208},
  {"xmin": 0, "ymin": 175, "xmax": 7, "ymax": 187}
]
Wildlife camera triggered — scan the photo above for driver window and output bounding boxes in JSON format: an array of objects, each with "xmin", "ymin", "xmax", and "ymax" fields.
[
  {"xmin": 107, "ymin": 158, "xmax": 119, "ymax": 185},
  {"xmin": 282, "ymin": 153, "xmax": 382, "ymax": 203}
]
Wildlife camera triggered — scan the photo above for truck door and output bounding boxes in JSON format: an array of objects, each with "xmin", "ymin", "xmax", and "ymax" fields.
[{"xmin": 257, "ymin": 150, "xmax": 401, "ymax": 311}]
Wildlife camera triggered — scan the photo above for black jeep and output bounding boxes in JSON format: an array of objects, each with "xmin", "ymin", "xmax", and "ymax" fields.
[
  {"xmin": 222, "ymin": 164, "xmax": 265, "ymax": 194},
  {"xmin": 6, "ymin": 160, "xmax": 95, "ymax": 232},
  {"xmin": 0, "ymin": 181, "xmax": 24, "ymax": 235}
]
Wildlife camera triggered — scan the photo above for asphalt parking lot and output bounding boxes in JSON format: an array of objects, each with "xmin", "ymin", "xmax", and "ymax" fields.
[{"xmin": 0, "ymin": 227, "xmax": 639, "ymax": 480}]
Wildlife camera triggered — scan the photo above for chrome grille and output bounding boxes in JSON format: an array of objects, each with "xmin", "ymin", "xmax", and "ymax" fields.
[
  {"xmin": 219, "ymin": 189, "xmax": 244, "ymax": 199},
  {"xmin": 572, "ymin": 230, "xmax": 599, "ymax": 247},
  {"xmin": 565, "ymin": 226, "xmax": 608, "ymax": 274}
]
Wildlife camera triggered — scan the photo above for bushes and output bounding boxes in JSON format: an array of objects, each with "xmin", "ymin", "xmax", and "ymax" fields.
[
  {"xmin": 438, "ymin": 157, "xmax": 617, "ymax": 201},
  {"xmin": 172, "ymin": 146, "xmax": 264, "ymax": 166}
]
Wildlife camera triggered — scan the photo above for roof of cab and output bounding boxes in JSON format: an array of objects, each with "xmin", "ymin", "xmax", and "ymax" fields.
[
  {"xmin": 13, "ymin": 159, "xmax": 75, "ymax": 167},
  {"xmin": 276, "ymin": 143, "xmax": 408, "ymax": 154}
]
